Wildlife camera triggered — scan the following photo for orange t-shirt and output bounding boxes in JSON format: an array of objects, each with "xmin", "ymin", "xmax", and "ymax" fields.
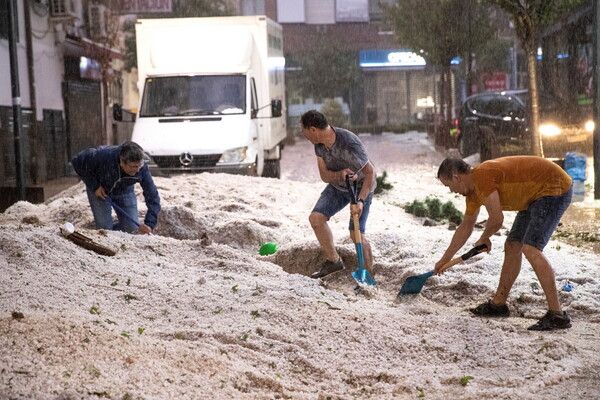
[{"xmin": 465, "ymin": 156, "xmax": 572, "ymax": 215}]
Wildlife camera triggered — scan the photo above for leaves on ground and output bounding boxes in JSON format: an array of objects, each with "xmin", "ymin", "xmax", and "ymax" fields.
[{"xmin": 404, "ymin": 196, "xmax": 463, "ymax": 224}]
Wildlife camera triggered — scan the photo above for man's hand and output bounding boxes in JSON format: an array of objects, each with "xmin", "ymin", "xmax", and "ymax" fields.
[
  {"xmin": 137, "ymin": 223, "xmax": 153, "ymax": 235},
  {"xmin": 94, "ymin": 186, "xmax": 107, "ymax": 200},
  {"xmin": 350, "ymin": 202, "xmax": 363, "ymax": 218},
  {"xmin": 343, "ymin": 169, "xmax": 357, "ymax": 181},
  {"xmin": 475, "ymin": 238, "xmax": 492, "ymax": 253},
  {"xmin": 434, "ymin": 257, "xmax": 453, "ymax": 275}
]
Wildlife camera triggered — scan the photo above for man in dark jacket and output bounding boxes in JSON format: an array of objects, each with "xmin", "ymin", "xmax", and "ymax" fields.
[{"xmin": 71, "ymin": 141, "xmax": 161, "ymax": 234}]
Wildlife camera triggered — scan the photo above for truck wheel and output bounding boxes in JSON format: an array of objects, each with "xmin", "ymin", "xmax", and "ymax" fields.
[
  {"xmin": 262, "ymin": 159, "xmax": 281, "ymax": 179},
  {"xmin": 479, "ymin": 126, "xmax": 499, "ymax": 161}
]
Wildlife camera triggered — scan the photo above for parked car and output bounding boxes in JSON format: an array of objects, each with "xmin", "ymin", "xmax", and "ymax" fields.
[
  {"xmin": 506, "ymin": 89, "xmax": 594, "ymax": 159},
  {"xmin": 457, "ymin": 92, "xmax": 530, "ymax": 161}
]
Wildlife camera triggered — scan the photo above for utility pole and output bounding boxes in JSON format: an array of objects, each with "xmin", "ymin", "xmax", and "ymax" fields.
[
  {"xmin": 594, "ymin": 0, "xmax": 600, "ymax": 199},
  {"xmin": 7, "ymin": 0, "xmax": 26, "ymax": 200}
]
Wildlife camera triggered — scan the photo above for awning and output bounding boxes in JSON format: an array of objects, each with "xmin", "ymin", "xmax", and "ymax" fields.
[{"xmin": 63, "ymin": 35, "xmax": 122, "ymax": 61}]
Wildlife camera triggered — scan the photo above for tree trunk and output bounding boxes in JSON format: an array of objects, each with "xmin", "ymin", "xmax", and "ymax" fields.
[{"xmin": 526, "ymin": 48, "xmax": 543, "ymax": 157}]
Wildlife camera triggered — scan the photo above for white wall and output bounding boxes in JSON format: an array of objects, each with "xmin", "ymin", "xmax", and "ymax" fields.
[
  {"xmin": 1, "ymin": 1, "xmax": 66, "ymax": 121},
  {"xmin": 31, "ymin": 11, "xmax": 65, "ymax": 120},
  {"xmin": 0, "ymin": 1, "xmax": 29, "ymax": 108}
]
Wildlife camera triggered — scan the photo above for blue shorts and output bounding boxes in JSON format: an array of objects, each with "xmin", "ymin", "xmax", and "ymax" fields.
[
  {"xmin": 507, "ymin": 185, "xmax": 573, "ymax": 250},
  {"xmin": 311, "ymin": 184, "xmax": 373, "ymax": 233}
]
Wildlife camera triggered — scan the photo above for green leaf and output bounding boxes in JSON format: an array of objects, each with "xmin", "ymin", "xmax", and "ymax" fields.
[
  {"xmin": 123, "ymin": 294, "xmax": 138, "ymax": 302},
  {"xmin": 460, "ymin": 376, "xmax": 474, "ymax": 386}
]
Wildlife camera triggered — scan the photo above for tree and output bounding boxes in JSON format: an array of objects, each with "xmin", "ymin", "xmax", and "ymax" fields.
[
  {"xmin": 289, "ymin": 37, "xmax": 361, "ymax": 102},
  {"xmin": 487, "ymin": 0, "xmax": 587, "ymax": 156},
  {"xmin": 382, "ymin": 0, "xmax": 496, "ymax": 133},
  {"xmin": 321, "ymin": 98, "xmax": 347, "ymax": 127}
]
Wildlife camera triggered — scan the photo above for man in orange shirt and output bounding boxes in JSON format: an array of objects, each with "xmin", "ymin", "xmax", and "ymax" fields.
[{"xmin": 435, "ymin": 156, "xmax": 573, "ymax": 331}]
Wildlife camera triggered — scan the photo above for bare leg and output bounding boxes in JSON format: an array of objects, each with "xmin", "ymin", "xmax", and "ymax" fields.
[
  {"xmin": 492, "ymin": 240, "xmax": 523, "ymax": 305},
  {"xmin": 522, "ymin": 244, "xmax": 561, "ymax": 312},
  {"xmin": 309, "ymin": 212, "xmax": 339, "ymax": 261}
]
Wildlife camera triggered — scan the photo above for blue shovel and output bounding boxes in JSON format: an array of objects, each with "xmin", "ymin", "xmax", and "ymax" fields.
[
  {"xmin": 346, "ymin": 175, "xmax": 377, "ymax": 286},
  {"xmin": 397, "ymin": 244, "xmax": 487, "ymax": 296},
  {"xmin": 105, "ymin": 196, "xmax": 141, "ymax": 228}
]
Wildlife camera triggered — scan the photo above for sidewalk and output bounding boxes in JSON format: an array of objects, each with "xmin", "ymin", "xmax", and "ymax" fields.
[
  {"xmin": 0, "ymin": 177, "xmax": 79, "ymax": 212},
  {"xmin": 559, "ymin": 160, "xmax": 600, "ymax": 254}
]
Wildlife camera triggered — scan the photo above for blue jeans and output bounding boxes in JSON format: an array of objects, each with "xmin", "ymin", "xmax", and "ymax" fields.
[
  {"xmin": 86, "ymin": 189, "xmax": 139, "ymax": 233},
  {"xmin": 311, "ymin": 183, "xmax": 373, "ymax": 232},
  {"xmin": 507, "ymin": 185, "xmax": 573, "ymax": 250}
]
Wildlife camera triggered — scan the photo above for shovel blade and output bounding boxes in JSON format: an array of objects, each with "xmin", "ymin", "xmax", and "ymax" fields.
[
  {"xmin": 352, "ymin": 268, "xmax": 377, "ymax": 286},
  {"xmin": 398, "ymin": 271, "xmax": 434, "ymax": 295}
]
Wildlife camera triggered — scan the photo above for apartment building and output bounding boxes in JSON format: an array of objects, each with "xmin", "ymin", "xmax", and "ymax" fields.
[
  {"xmin": 274, "ymin": 0, "xmax": 442, "ymax": 126},
  {"xmin": 1, "ymin": 0, "xmax": 123, "ymax": 197}
]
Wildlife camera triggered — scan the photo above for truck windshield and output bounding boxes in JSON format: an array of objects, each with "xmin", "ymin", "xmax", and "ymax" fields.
[{"xmin": 140, "ymin": 75, "xmax": 246, "ymax": 117}]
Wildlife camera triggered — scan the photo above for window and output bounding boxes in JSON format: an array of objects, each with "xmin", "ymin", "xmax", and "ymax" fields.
[
  {"xmin": 0, "ymin": 0, "xmax": 19, "ymax": 41},
  {"xmin": 277, "ymin": 0, "xmax": 305, "ymax": 23},
  {"xmin": 336, "ymin": 0, "xmax": 369, "ymax": 23},
  {"xmin": 140, "ymin": 75, "xmax": 246, "ymax": 117},
  {"xmin": 241, "ymin": 0, "xmax": 265, "ymax": 15}
]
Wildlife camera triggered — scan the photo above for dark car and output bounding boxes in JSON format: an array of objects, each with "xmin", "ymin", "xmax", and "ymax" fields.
[
  {"xmin": 457, "ymin": 92, "xmax": 530, "ymax": 161},
  {"xmin": 508, "ymin": 89, "xmax": 594, "ymax": 159}
]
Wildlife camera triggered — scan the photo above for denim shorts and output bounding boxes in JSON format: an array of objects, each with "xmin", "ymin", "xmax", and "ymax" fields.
[
  {"xmin": 311, "ymin": 183, "xmax": 373, "ymax": 232},
  {"xmin": 507, "ymin": 185, "xmax": 573, "ymax": 250}
]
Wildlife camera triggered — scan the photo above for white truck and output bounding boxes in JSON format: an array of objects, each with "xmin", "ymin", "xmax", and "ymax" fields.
[{"xmin": 116, "ymin": 15, "xmax": 286, "ymax": 178}]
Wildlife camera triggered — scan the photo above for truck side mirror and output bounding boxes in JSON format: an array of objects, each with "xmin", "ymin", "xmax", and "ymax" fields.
[
  {"xmin": 271, "ymin": 99, "xmax": 282, "ymax": 118},
  {"xmin": 113, "ymin": 103, "xmax": 123, "ymax": 121}
]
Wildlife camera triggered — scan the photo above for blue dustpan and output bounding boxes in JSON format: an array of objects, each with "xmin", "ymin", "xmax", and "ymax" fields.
[
  {"xmin": 397, "ymin": 244, "xmax": 487, "ymax": 296},
  {"xmin": 346, "ymin": 175, "xmax": 377, "ymax": 286},
  {"xmin": 351, "ymin": 237, "xmax": 377, "ymax": 285},
  {"xmin": 398, "ymin": 271, "xmax": 434, "ymax": 295}
]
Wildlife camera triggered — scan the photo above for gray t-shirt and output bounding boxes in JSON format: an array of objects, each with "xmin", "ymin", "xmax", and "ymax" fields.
[{"xmin": 314, "ymin": 127, "xmax": 372, "ymax": 192}]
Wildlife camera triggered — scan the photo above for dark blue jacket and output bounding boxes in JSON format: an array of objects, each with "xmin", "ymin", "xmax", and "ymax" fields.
[{"xmin": 71, "ymin": 145, "xmax": 161, "ymax": 229}]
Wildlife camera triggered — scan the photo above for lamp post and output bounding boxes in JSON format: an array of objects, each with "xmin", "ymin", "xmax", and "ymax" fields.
[
  {"xmin": 6, "ymin": 0, "xmax": 25, "ymax": 200},
  {"xmin": 594, "ymin": 0, "xmax": 600, "ymax": 199}
]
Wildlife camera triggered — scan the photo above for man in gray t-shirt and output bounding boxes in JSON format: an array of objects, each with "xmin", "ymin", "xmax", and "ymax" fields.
[{"xmin": 300, "ymin": 110, "xmax": 376, "ymax": 279}]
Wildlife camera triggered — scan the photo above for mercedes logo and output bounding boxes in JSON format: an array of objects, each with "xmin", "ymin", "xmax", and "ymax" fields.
[{"xmin": 179, "ymin": 152, "xmax": 193, "ymax": 166}]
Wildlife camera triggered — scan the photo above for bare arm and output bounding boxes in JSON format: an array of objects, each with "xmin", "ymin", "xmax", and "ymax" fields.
[
  {"xmin": 317, "ymin": 157, "xmax": 353, "ymax": 184},
  {"xmin": 434, "ymin": 210, "xmax": 479, "ymax": 274},
  {"xmin": 357, "ymin": 161, "xmax": 376, "ymax": 201},
  {"xmin": 475, "ymin": 190, "xmax": 504, "ymax": 251}
]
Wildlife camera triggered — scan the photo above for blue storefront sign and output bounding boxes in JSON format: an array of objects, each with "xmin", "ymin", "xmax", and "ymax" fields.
[
  {"xmin": 359, "ymin": 49, "xmax": 461, "ymax": 69},
  {"xmin": 359, "ymin": 50, "xmax": 426, "ymax": 69}
]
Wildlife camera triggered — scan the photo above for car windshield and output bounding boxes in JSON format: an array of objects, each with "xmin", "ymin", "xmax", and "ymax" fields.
[
  {"xmin": 468, "ymin": 94, "xmax": 525, "ymax": 118},
  {"xmin": 140, "ymin": 75, "xmax": 246, "ymax": 117}
]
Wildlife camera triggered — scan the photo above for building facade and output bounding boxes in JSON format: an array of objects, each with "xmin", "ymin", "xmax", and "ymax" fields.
[
  {"xmin": 1, "ymin": 0, "xmax": 122, "ymax": 196},
  {"xmin": 275, "ymin": 0, "xmax": 445, "ymax": 127}
]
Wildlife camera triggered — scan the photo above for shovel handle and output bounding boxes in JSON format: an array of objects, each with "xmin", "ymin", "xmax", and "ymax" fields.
[
  {"xmin": 438, "ymin": 244, "xmax": 488, "ymax": 274},
  {"xmin": 106, "ymin": 196, "xmax": 141, "ymax": 228},
  {"xmin": 346, "ymin": 174, "xmax": 362, "ymax": 244},
  {"xmin": 345, "ymin": 174, "xmax": 358, "ymax": 204}
]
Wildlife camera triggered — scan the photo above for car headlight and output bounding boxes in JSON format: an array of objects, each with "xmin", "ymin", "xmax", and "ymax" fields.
[
  {"xmin": 539, "ymin": 123, "xmax": 561, "ymax": 137},
  {"xmin": 585, "ymin": 120, "xmax": 595, "ymax": 132},
  {"xmin": 218, "ymin": 147, "xmax": 248, "ymax": 164}
]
